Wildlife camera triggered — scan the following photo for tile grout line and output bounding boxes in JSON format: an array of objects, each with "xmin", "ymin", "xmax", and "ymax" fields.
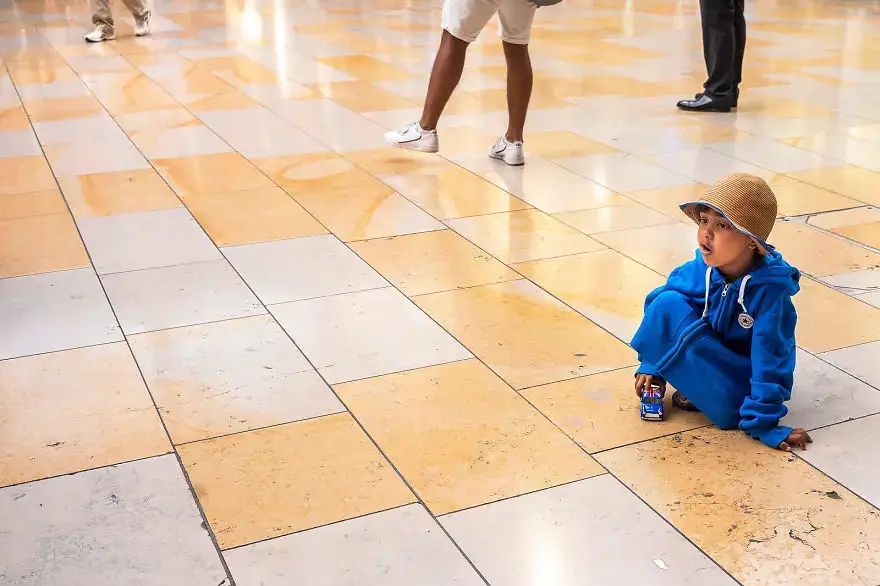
[
  {"xmin": 8, "ymin": 31, "xmax": 877, "ymax": 586},
  {"xmin": 792, "ymin": 451, "xmax": 880, "ymax": 514},
  {"xmin": 0, "ymin": 451, "xmax": 174, "ymax": 492},
  {"xmin": 55, "ymin": 61, "xmax": 498, "ymax": 578},
  {"xmin": 61, "ymin": 52, "xmax": 740, "ymax": 586},
  {"xmin": 333, "ymin": 233, "xmax": 744, "ymax": 584},
  {"xmin": 13, "ymin": 38, "xmax": 242, "ymax": 586}
]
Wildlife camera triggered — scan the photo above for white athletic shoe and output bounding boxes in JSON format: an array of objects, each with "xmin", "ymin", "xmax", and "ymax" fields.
[
  {"xmin": 384, "ymin": 121, "xmax": 439, "ymax": 153},
  {"xmin": 488, "ymin": 136, "xmax": 525, "ymax": 166},
  {"xmin": 84, "ymin": 25, "xmax": 115, "ymax": 42},
  {"xmin": 134, "ymin": 11, "xmax": 151, "ymax": 36}
]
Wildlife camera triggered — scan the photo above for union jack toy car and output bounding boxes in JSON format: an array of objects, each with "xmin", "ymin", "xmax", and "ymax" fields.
[{"xmin": 640, "ymin": 384, "xmax": 665, "ymax": 421}]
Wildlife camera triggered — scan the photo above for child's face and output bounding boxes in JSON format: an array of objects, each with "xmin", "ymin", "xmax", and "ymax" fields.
[{"xmin": 697, "ymin": 207, "xmax": 757, "ymax": 273}]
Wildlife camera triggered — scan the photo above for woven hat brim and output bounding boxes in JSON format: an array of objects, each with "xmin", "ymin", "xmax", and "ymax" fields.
[{"xmin": 680, "ymin": 200, "xmax": 775, "ymax": 255}]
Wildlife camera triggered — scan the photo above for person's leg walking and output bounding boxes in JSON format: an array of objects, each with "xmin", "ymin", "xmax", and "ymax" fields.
[
  {"xmin": 385, "ymin": 0, "xmax": 495, "ymax": 153},
  {"xmin": 122, "ymin": 0, "xmax": 152, "ymax": 36},
  {"xmin": 487, "ymin": 0, "xmax": 536, "ymax": 166},
  {"xmin": 502, "ymin": 41, "xmax": 532, "ymax": 143},
  {"xmin": 420, "ymin": 31, "xmax": 469, "ymax": 131},
  {"xmin": 86, "ymin": 0, "xmax": 116, "ymax": 42}
]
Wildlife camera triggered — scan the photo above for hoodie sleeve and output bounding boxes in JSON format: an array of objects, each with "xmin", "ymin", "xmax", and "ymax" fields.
[
  {"xmin": 738, "ymin": 287, "xmax": 797, "ymax": 448},
  {"xmin": 633, "ymin": 257, "xmax": 703, "ymax": 377}
]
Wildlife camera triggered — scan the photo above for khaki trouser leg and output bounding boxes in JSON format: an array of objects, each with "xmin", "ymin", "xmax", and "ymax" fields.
[
  {"xmin": 91, "ymin": 0, "xmax": 114, "ymax": 30},
  {"xmin": 92, "ymin": 0, "xmax": 148, "ymax": 31},
  {"xmin": 121, "ymin": 0, "xmax": 148, "ymax": 19}
]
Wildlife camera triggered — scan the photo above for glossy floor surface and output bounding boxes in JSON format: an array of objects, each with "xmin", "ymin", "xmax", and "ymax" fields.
[{"xmin": 2, "ymin": 0, "xmax": 880, "ymax": 584}]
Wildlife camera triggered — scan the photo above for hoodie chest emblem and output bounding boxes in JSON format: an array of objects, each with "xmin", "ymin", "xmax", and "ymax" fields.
[{"xmin": 738, "ymin": 313, "xmax": 755, "ymax": 329}]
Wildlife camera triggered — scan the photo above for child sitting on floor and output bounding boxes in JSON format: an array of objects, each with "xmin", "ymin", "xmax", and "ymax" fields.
[{"xmin": 631, "ymin": 173, "xmax": 812, "ymax": 452}]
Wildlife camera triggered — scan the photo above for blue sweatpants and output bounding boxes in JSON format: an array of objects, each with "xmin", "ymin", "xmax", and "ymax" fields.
[{"xmin": 631, "ymin": 291, "xmax": 751, "ymax": 430}]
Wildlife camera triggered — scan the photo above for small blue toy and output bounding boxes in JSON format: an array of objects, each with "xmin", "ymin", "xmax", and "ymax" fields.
[{"xmin": 640, "ymin": 385, "xmax": 665, "ymax": 421}]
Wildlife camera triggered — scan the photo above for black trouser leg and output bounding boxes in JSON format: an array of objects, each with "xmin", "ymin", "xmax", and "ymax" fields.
[
  {"xmin": 700, "ymin": 0, "xmax": 739, "ymax": 101},
  {"xmin": 733, "ymin": 0, "xmax": 746, "ymax": 95}
]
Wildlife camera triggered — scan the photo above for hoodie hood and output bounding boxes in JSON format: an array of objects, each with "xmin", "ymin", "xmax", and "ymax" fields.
[{"xmin": 743, "ymin": 250, "xmax": 800, "ymax": 295}]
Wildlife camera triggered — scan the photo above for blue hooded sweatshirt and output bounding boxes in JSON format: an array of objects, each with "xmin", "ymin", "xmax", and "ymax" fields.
[{"xmin": 631, "ymin": 249, "xmax": 800, "ymax": 448}]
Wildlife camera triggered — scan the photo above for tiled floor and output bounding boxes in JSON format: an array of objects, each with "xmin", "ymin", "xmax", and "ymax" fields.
[{"xmin": 1, "ymin": 0, "xmax": 880, "ymax": 584}]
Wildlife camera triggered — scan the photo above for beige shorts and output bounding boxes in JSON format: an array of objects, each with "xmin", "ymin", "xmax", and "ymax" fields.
[{"xmin": 441, "ymin": 0, "xmax": 538, "ymax": 45}]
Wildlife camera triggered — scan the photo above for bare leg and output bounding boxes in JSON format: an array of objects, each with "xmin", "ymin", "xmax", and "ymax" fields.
[
  {"xmin": 502, "ymin": 41, "xmax": 532, "ymax": 142},
  {"xmin": 419, "ymin": 30, "xmax": 469, "ymax": 131}
]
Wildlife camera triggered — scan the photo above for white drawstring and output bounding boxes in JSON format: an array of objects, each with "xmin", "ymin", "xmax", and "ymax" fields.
[
  {"xmin": 738, "ymin": 275, "xmax": 751, "ymax": 314},
  {"xmin": 702, "ymin": 267, "xmax": 711, "ymax": 318},
  {"xmin": 702, "ymin": 269, "xmax": 751, "ymax": 318}
]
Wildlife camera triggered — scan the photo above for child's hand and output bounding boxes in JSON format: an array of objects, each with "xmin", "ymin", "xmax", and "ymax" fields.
[
  {"xmin": 634, "ymin": 374, "xmax": 666, "ymax": 397},
  {"xmin": 777, "ymin": 428, "xmax": 812, "ymax": 452}
]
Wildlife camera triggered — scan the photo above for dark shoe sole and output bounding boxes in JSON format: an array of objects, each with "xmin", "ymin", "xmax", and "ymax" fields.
[{"xmin": 677, "ymin": 104, "xmax": 732, "ymax": 113}]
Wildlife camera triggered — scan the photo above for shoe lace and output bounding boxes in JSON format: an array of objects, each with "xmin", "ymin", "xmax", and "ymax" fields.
[{"xmin": 398, "ymin": 121, "xmax": 420, "ymax": 134}]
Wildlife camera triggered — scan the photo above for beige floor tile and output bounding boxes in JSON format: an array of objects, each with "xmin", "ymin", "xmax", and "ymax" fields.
[
  {"xmin": 0, "ymin": 343, "xmax": 170, "ymax": 487},
  {"xmin": 317, "ymin": 55, "xmax": 414, "ymax": 81},
  {"xmin": 255, "ymin": 152, "xmax": 384, "ymax": 196},
  {"xmin": 57, "ymin": 169, "xmax": 182, "ymax": 218},
  {"xmin": 0, "ymin": 213, "xmax": 90, "ymax": 278},
  {"xmin": 0, "ymin": 104, "xmax": 31, "ymax": 131},
  {"xmin": 594, "ymin": 222, "xmax": 698, "ymax": 276},
  {"xmin": 309, "ymin": 80, "xmax": 418, "ymax": 111},
  {"xmin": 185, "ymin": 186, "xmax": 327, "ymax": 246},
  {"xmin": 380, "ymin": 166, "xmax": 532, "ymax": 220},
  {"xmin": 794, "ymin": 277, "xmax": 880, "ymax": 353},
  {"xmin": 808, "ymin": 207, "xmax": 880, "ymax": 249},
  {"xmin": 522, "ymin": 367, "xmax": 709, "ymax": 453},
  {"xmin": 513, "ymin": 249, "xmax": 666, "ymax": 341},
  {"xmin": 768, "ymin": 175, "xmax": 864, "ymax": 217},
  {"xmin": 349, "ymin": 230, "xmax": 519, "ymax": 295},
  {"xmin": 23, "ymin": 96, "xmax": 105, "ymax": 122},
  {"xmin": 291, "ymin": 181, "xmax": 444, "ymax": 242},
  {"xmin": 345, "ymin": 148, "xmax": 448, "ymax": 176},
  {"xmin": 624, "ymin": 183, "xmax": 708, "ymax": 222},
  {"xmin": 153, "ymin": 153, "xmax": 275, "ymax": 198},
  {"xmin": 597, "ymin": 428, "xmax": 880, "ymax": 586},
  {"xmin": 129, "ymin": 315, "xmax": 344, "ymax": 444},
  {"xmin": 452, "ymin": 155, "xmax": 629, "ymax": 214},
  {"xmin": 800, "ymin": 415, "xmax": 880, "ymax": 508},
  {"xmin": 114, "ymin": 106, "xmax": 201, "ymax": 133},
  {"xmin": 270, "ymin": 287, "xmax": 471, "ymax": 384},
  {"xmin": 335, "ymin": 360, "xmax": 603, "ymax": 514},
  {"xmin": 6, "ymin": 66, "xmax": 79, "ymax": 86},
  {"xmin": 0, "ymin": 189, "xmax": 67, "ymax": 220},
  {"xmin": 177, "ymin": 414, "xmax": 415, "ymax": 549},
  {"xmin": 436, "ymin": 125, "xmax": 497, "ymax": 157},
  {"xmin": 787, "ymin": 165, "xmax": 880, "ymax": 207},
  {"xmin": 0, "ymin": 156, "xmax": 58, "ymax": 196},
  {"xmin": 447, "ymin": 209, "xmax": 605, "ymax": 264},
  {"xmin": 462, "ymin": 88, "xmax": 573, "ymax": 111},
  {"xmin": 523, "ymin": 130, "xmax": 618, "ymax": 158},
  {"xmin": 555, "ymin": 202, "xmax": 676, "ymax": 235},
  {"xmin": 414, "ymin": 279, "xmax": 637, "ymax": 389},
  {"xmin": 769, "ymin": 220, "xmax": 880, "ymax": 277}
]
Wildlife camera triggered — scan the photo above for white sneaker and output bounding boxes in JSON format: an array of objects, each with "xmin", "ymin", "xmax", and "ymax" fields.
[
  {"xmin": 489, "ymin": 137, "xmax": 525, "ymax": 166},
  {"xmin": 84, "ymin": 25, "xmax": 115, "ymax": 42},
  {"xmin": 134, "ymin": 11, "xmax": 151, "ymax": 36},
  {"xmin": 384, "ymin": 121, "xmax": 439, "ymax": 153}
]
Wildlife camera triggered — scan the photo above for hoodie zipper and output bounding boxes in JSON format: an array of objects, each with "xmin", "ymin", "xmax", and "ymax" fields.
[{"xmin": 722, "ymin": 282, "xmax": 730, "ymax": 297}]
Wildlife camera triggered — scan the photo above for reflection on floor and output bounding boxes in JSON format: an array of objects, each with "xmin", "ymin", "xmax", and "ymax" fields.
[{"xmin": 1, "ymin": 0, "xmax": 880, "ymax": 583}]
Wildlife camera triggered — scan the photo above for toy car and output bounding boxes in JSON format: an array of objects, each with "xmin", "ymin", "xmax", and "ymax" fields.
[{"xmin": 640, "ymin": 385, "xmax": 665, "ymax": 421}]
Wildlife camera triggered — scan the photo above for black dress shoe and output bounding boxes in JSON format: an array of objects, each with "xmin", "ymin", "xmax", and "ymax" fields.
[
  {"xmin": 692, "ymin": 89, "xmax": 738, "ymax": 107},
  {"xmin": 677, "ymin": 93, "xmax": 733, "ymax": 112}
]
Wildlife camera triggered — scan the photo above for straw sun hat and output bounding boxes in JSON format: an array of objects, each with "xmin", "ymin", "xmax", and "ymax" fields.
[{"xmin": 680, "ymin": 173, "xmax": 778, "ymax": 255}]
